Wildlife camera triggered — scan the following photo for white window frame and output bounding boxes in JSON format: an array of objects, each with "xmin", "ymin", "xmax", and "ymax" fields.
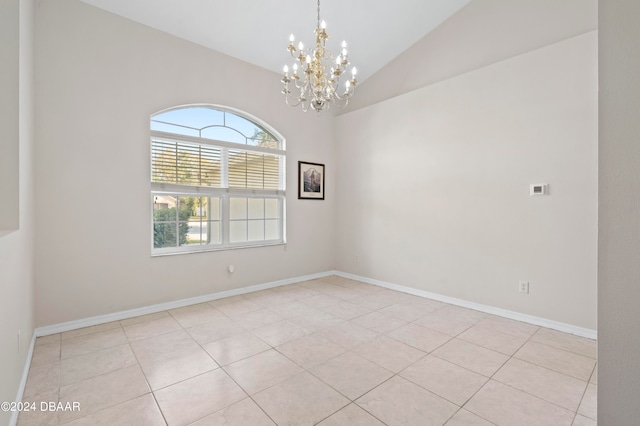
[{"xmin": 150, "ymin": 105, "xmax": 286, "ymax": 256}]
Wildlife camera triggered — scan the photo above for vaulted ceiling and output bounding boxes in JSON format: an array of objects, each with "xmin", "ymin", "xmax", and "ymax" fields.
[{"xmin": 79, "ymin": 0, "xmax": 471, "ymax": 83}]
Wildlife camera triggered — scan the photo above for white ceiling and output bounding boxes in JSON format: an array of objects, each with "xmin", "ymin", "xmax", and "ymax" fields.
[{"xmin": 79, "ymin": 0, "xmax": 471, "ymax": 82}]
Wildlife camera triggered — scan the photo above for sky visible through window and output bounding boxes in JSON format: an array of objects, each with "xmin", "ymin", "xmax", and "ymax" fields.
[{"xmin": 151, "ymin": 107, "xmax": 276, "ymax": 147}]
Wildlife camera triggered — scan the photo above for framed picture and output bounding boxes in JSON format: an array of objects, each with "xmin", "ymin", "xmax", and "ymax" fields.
[{"xmin": 298, "ymin": 161, "xmax": 325, "ymax": 200}]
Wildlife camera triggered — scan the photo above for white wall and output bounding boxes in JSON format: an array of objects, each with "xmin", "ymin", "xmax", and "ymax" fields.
[
  {"xmin": 598, "ymin": 1, "xmax": 640, "ymax": 423},
  {"xmin": 335, "ymin": 32, "xmax": 598, "ymax": 330},
  {"xmin": 0, "ymin": 0, "xmax": 35, "ymax": 424},
  {"xmin": 34, "ymin": 0, "xmax": 335, "ymax": 326},
  {"xmin": 0, "ymin": 0, "xmax": 20, "ymax": 231}
]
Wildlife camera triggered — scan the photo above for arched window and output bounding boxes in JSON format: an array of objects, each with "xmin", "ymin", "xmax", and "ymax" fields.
[{"xmin": 150, "ymin": 105, "xmax": 285, "ymax": 254}]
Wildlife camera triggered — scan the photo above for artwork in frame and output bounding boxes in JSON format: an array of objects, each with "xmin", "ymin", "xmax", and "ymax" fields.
[{"xmin": 298, "ymin": 161, "xmax": 325, "ymax": 200}]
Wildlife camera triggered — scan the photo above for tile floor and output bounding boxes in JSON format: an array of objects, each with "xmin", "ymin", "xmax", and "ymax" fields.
[{"xmin": 18, "ymin": 275, "xmax": 597, "ymax": 425}]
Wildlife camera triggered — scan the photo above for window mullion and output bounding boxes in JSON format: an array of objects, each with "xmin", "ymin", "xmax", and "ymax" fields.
[{"xmin": 221, "ymin": 148, "xmax": 229, "ymax": 188}]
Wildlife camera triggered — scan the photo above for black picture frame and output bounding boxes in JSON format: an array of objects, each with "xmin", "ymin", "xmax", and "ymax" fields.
[{"xmin": 298, "ymin": 161, "xmax": 325, "ymax": 200}]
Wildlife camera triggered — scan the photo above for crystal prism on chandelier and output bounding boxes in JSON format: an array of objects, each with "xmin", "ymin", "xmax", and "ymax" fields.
[{"xmin": 281, "ymin": 0, "xmax": 358, "ymax": 112}]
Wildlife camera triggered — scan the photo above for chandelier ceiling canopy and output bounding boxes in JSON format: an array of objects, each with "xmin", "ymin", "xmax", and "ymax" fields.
[{"xmin": 281, "ymin": 0, "xmax": 358, "ymax": 113}]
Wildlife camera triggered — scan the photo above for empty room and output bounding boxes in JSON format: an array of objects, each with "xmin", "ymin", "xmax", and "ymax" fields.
[{"xmin": 1, "ymin": 0, "xmax": 638, "ymax": 425}]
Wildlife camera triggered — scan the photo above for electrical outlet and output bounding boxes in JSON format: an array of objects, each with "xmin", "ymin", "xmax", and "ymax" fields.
[{"xmin": 519, "ymin": 281, "xmax": 529, "ymax": 294}]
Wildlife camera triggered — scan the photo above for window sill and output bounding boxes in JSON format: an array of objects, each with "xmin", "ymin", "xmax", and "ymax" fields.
[{"xmin": 151, "ymin": 241, "xmax": 287, "ymax": 257}]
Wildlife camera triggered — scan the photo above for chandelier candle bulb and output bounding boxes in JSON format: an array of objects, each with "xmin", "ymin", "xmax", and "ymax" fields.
[{"xmin": 281, "ymin": 0, "xmax": 358, "ymax": 112}]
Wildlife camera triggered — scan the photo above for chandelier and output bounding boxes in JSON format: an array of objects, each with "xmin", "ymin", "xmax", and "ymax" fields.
[{"xmin": 281, "ymin": 0, "xmax": 358, "ymax": 112}]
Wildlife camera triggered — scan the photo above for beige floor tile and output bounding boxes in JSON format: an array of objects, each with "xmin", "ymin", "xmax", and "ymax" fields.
[
  {"xmin": 254, "ymin": 372, "xmax": 349, "ymax": 426},
  {"xmin": 276, "ymin": 333, "xmax": 346, "ymax": 369},
  {"xmin": 352, "ymin": 335, "xmax": 425, "ymax": 373},
  {"xmin": 531, "ymin": 328, "xmax": 597, "ymax": 359},
  {"xmin": 302, "ymin": 294, "xmax": 344, "ymax": 309},
  {"xmin": 414, "ymin": 306, "xmax": 484, "ymax": 336},
  {"xmin": 60, "ymin": 344, "xmax": 137, "ymax": 386},
  {"xmin": 578, "ymin": 383, "xmax": 597, "ymax": 420},
  {"xmin": 310, "ymin": 351, "xmax": 393, "ymax": 400},
  {"xmin": 268, "ymin": 301, "xmax": 322, "ymax": 318},
  {"xmin": 356, "ymin": 376, "xmax": 459, "ymax": 426},
  {"xmin": 270, "ymin": 285, "xmax": 318, "ymax": 300},
  {"xmin": 297, "ymin": 278, "xmax": 334, "ymax": 290},
  {"xmin": 19, "ymin": 282, "xmax": 599, "ymax": 426},
  {"xmin": 319, "ymin": 285, "xmax": 366, "ymax": 301},
  {"xmin": 337, "ymin": 288, "xmax": 375, "ymax": 302},
  {"xmin": 203, "ymin": 332, "xmax": 270, "ymax": 366},
  {"xmin": 318, "ymin": 275, "xmax": 354, "ymax": 286},
  {"xmin": 353, "ymin": 290, "xmax": 408, "ymax": 310},
  {"xmin": 320, "ymin": 301, "xmax": 372, "ymax": 320},
  {"xmin": 351, "ymin": 311, "xmax": 408, "ymax": 334},
  {"xmin": 433, "ymin": 338, "xmax": 509, "ymax": 377},
  {"xmin": 379, "ymin": 303, "xmax": 435, "ymax": 322},
  {"xmin": 252, "ymin": 320, "xmax": 311, "ymax": 346},
  {"xmin": 573, "ymin": 414, "xmax": 597, "ymax": 426},
  {"xmin": 154, "ymin": 369, "xmax": 246, "ymax": 426},
  {"xmin": 515, "ymin": 341, "xmax": 596, "ymax": 381},
  {"xmin": 168, "ymin": 303, "xmax": 226, "ymax": 328},
  {"xmin": 444, "ymin": 409, "xmax": 495, "ymax": 425},
  {"xmin": 120, "ymin": 311, "xmax": 170, "ymax": 327},
  {"xmin": 465, "ymin": 380, "xmax": 575, "ymax": 426},
  {"xmin": 344, "ymin": 282, "xmax": 387, "ymax": 294},
  {"xmin": 215, "ymin": 299, "xmax": 263, "ymax": 316},
  {"xmin": 58, "ymin": 365, "xmax": 150, "ymax": 423},
  {"xmin": 401, "ymin": 355, "xmax": 488, "ymax": 406},
  {"xmin": 35, "ymin": 334, "xmax": 61, "ymax": 347},
  {"xmin": 23, "ymin": 363, "xmax": 60, "ymax": 399},
  {"xmin": 122, "ymin": 316, "xmax": 182, "ymax": 342},
  {"xmin": 130, "ymin": 329, "xmax": 199, "ymax": 360},
  {"xmin": 388, "ymin": 323, "xmax": 451, "ymax": 353},
  {"xmin": 317, "ymin": 403, "xmax": 385, "ymax": 426},
  {"xmin": 138, "ymin": 345, "xmax": 219, "ymax": 390},
  {"xmin": 189, "ymin": 398, "xmax": 276, "ymax": 426},
  {"xmin": 400, "ymin": 295, "xmax": 447, "ymax": 311},
  {"xmin": 30, "ymin": 342, "xmax": 61, "ymax": 367},
  {"xmin": 17, "ymin": 390, "xmax": 58, "ymax": 426},
  {"xmin": 231, "ymin": 308, "xmax": 284, "ymax": 330},
  {"xmin": 473, "ymin": 316, "xmax": 539, "ymax": 340},
  {"xmin": 319, "ymin": 322, "xmax": 380, "ymax": 349},
  {"xmin": 61, "ymin": 322, "xmax": 122, "ymax": 340},
  {"xmin": 64, "ymin": 394, "xmax": 165, "ymax": 426},
  {"xmin": 250, "ymin": 292, "xmax": 296, "ymax": 307},
  {"xmin": 224, "ymin": 349, "xmax": 303, "ymax": 394},
  {"xmin": 288, "ymin": 310, "xmax": 344, "ymax": 332},
  {"xmin": 60, "ymin": 328, "xmax": 128, "ymax": 360},
  {"xmin": 186, "ymin": 317, "xmax": 246, "ymax": 345},
  {"xmin": 493, "ymin": 358, "xmax": 588, "ymax": 411},
  {"xmin": 457, "ymin": 324, "xmax": 529, "ymax": 355}
]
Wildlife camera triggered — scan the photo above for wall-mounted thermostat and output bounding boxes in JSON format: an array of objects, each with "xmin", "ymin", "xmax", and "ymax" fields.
[{"xmin": 530, "ymin": 184, "xmax": 548, "ymax": 196}]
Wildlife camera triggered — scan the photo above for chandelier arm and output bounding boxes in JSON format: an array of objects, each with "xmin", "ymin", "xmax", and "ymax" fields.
[{"xmin": 282, "ymin": 0, "xmax": 357, "ymax": 113}]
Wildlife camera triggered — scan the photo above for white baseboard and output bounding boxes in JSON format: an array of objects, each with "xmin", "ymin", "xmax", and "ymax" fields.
[
  {"xmin": 10, "ymin": 332, "xmax": 37, "ymax": 426},
  {"xmin": 332, "ymin": 270, "xmax": 597, "ymax": 340},
  {"xmin": 34, "ymin": 268, "xmax": 597, "ymax": 340},
  {"xmin": 35, "ymin": 270, "xmax": 334, "ymax": 337}
]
